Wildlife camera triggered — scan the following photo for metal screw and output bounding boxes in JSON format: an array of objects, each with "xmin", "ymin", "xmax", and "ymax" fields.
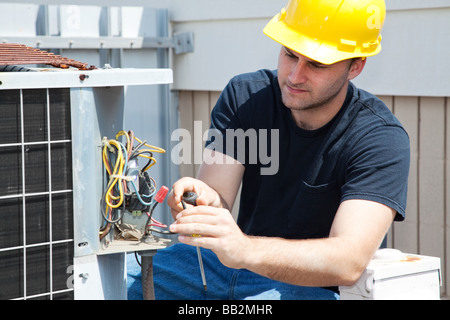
[{"xmin": 79, "ymin": 273, "xmax": 89, "ymax": 280}]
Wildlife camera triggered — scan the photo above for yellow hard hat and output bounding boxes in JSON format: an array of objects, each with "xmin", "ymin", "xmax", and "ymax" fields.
[{"xmin": 263, "ymin": 0, "xmax": 386, "ymax": 65}]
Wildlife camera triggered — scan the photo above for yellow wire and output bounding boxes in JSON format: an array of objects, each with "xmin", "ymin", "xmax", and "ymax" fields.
[
  {"xmin": 140, "ymin": 155, "xmax": 157, "ymax": 171},
  {"xmin": 115, "ymin": 130, "xmax": 131, "ymax": 155},
  {"xmin": 101, "ymin": 131, "xmax": 166, "ymax": 222},
  {"xmin": 103, "ymin": 139, "xmax": 125, "ymax": 208},
  {"xmin": 134, "ymin": 136, "xmax": 166, "ymax": 153}
]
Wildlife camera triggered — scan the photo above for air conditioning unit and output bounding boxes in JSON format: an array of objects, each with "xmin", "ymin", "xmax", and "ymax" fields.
[{"xmin": 0, "ymin": 66, "xmax": 172, "ymax": 300}]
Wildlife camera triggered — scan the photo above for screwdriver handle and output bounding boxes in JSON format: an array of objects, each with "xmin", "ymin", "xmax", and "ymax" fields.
[{"xmin": 182, "ymin": 191, "xmax": 198, "ymax": 206}]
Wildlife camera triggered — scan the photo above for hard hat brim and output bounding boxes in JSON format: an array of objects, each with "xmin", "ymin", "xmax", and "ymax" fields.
[{"xmin": 263, "ymin": 14, "xmax": 381, "ymax": 65}]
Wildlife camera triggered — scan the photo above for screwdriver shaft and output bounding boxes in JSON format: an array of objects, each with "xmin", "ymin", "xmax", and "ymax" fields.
[
  {"xmin": 181, "ymin": 199, "xmax": 208, "ymax": 291},
  {"xmin": 196, "ymin": 246, "xmax": 208, "ymax": 291}
]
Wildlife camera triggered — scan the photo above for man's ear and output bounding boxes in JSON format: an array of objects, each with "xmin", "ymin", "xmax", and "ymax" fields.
[{"xmin": 348, "ymin": 58, "xmax": 367, "ymax": 81}]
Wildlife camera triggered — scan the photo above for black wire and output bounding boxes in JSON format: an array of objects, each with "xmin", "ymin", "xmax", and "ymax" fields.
[
  {"xmin": 147, "ymin": 227, "xmax": 175, "ymax": 235},
  {"xmin": 144, "ymin": 203, "xmax": 157, "ymax": 235},
  {"xmin": 144, "ymin": 202, "xmax": 175, "ymax": 235},
  {"xmin": 129, "ymin": 140, "xmax": 147, "ymax": 159},
  {"xmin": 100, "ymin": 197, "xmax": 125, "ymax": 224},
  {"xmin": 129, "ymin": 150, "xmax": 154, "ymax": 173},
  {"xmin": 149, "ymin": 200, "xmax": 184, "ymax": 234},
  {"xmin": 134, "ymin": 251, "xmax": 141, "ymax": 267}
]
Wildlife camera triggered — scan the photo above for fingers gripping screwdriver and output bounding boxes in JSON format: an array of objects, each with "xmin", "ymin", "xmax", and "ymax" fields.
[{"xmin": 181, "ymin": 191, "xmax": 207, "ymax": 291}]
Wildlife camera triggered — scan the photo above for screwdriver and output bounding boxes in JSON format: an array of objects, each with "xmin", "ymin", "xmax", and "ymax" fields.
[{"xmin": 181, "ymin": 191, "xmax": 207, "ymax": 291}]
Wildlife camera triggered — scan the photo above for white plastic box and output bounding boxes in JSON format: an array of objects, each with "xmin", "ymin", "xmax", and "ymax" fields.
[{"xmin": 339, "ymin": 249, "xmax": 441, "ymax": 300}]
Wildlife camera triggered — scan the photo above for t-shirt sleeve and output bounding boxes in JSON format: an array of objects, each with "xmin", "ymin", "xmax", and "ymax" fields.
[
  {"xmin": 340, "ymin": 125, "xmax": 410, "ymax": 221},
  {"xmin": 205, "ymin": 79, "xmax": 240, "ymax": 159},
  {"xmin": 204, "ymin": 70, "xmax": 278, "ymax": 167},
  {"xmin": 204, "ymin": 78, "xmax": 253, "ymax": 165}
]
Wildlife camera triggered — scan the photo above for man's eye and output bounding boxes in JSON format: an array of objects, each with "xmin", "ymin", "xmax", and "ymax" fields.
[
  {"xmin": 283, "ymin": 48, "xmax": 296, "ymax": 58},
  {"xmin": 309, "ymin": 62, "xmax": 326, "ymax": 69},
  {"xmin": 285, "ymin": 52, "xmax": 295, "ymax": 58}
]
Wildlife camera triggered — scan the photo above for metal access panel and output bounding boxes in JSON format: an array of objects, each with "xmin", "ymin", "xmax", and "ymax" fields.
[{"xmin": 0, "ymin": 67, "xmax": 172, "ymax": 300}]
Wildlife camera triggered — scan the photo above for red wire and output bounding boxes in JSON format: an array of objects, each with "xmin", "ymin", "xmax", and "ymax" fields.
[{"xmin": 145, "ymin": 212, "xmax": 167, "ymax": 228}]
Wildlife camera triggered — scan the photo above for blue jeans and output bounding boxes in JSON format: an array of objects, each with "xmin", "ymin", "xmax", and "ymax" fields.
[{"xmin": 127, "ymin": 243, "xmax": 339, "ymax": 300}]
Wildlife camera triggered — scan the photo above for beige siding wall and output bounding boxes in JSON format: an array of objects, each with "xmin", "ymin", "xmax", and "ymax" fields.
[{"xmin": 177, "ymin": 90, "xmax": 450, "ymax": 298}]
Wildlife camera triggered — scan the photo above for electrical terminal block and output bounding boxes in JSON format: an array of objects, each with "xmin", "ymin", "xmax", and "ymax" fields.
[{"xmin": 131, "ymin": 211, "xmax": 143, "ymax": 217}]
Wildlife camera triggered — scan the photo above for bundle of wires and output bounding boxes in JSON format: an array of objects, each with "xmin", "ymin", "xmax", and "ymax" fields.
[{"xmin": 99, "ymin": 130, "xmax": 167, "ymax": 239}]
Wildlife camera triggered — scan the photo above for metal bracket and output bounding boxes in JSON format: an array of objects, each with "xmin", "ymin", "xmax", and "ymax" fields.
[
  {"xmin": 172, "ymin": 32, "xmax": 195, "ymax": 54},
  {"xmin": 0, "ymin": 32, "xmax": 195, "ymax": 54}
]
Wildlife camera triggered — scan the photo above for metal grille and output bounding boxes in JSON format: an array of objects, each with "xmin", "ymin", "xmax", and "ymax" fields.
[{"xmin": 0, "ymin": 88, "xmax": 74, "ymax": 300}]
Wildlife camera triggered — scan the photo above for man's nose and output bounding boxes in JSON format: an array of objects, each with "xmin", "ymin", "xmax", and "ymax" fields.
[{"xmin": 288, "ymin": 60, "xmax": 308, "ymax": 85}]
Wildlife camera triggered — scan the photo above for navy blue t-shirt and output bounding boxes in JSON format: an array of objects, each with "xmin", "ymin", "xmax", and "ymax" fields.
[{"xmin": 206, "ymin": 69, "xmax": 410, "ymax": 240}]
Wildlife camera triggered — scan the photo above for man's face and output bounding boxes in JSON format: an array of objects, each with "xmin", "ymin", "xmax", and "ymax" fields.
[{"xmin": 277, "ymin": 46, "xmax": 360, "ymax": 112}]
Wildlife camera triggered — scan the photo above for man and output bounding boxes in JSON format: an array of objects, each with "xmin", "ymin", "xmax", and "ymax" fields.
[{"xmin": 149, "ymin": 0, "xmax": 410, "ymax": 300}]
